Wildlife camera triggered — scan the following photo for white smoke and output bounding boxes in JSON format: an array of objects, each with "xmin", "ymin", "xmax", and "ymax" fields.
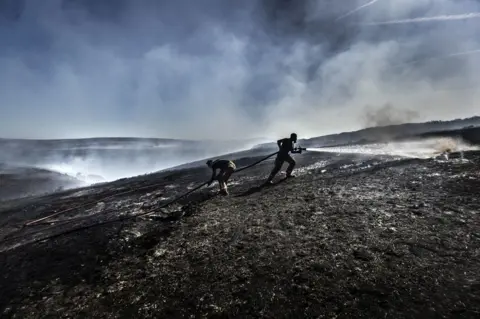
[
  {"xmin": 0, "ymin": 0, "xmax": 479, "ymax": 141},
  {"xmin": 308, "ymin": 137, "xmax": 480, "ymax": 159}
]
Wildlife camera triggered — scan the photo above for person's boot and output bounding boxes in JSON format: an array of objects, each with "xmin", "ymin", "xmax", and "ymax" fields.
[
  {"xmin": 264, "ymin": 176, "xmax": 274, "ymax": 185},
  {"xmin": 220, "ymin": 189, "xmax": 229, "ymax": 195}
]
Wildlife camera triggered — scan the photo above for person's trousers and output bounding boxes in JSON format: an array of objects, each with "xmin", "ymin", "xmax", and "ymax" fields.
[
  {"xmin": 217, "ymin": 165, "xmax": 235, "ymax": 191},
  {"xmin": 267, "ymin": 153, "xmax": 295, "ymax": 181}
]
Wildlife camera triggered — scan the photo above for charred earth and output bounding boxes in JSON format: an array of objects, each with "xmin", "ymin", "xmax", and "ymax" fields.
[{"xmin": 1, "ymin": 137, "xmax": 480, "ymax": 318}]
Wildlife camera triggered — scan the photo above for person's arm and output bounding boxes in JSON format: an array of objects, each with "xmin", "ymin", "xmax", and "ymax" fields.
[{"xmin": 277, "ymin": 139, "xmax": 282, "ymax": 149}]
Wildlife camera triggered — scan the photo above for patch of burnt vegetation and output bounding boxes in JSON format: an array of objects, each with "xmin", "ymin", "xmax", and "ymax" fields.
[{"xmin": 0, "ymin": 147, "xmax": 479, "ymax": 318}]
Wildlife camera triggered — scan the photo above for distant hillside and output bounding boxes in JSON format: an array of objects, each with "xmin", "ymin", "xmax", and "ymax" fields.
[
  {"xmin": 305, "ymin": 116, "xmax": 480, "ymax": 147},
  {"xmin": 254, "ymin": 116, "xmax": 480, "ymax": 150},
  {"xmin": 0, "ymin": 136, "xmax": 264, "ymax": 161},
  {"xmin": 0, "ymin": 164, "xmax": 86, "ymax": 201},
  {"xmin": 0, "ymin": 137, "xmax": 267, "ymax": 187},
  {"xmin": 0, "ymin": 137, "xmax": 266, "ymax": 149}
]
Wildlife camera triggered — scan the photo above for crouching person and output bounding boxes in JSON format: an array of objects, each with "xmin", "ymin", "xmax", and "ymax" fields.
[{"xmin": 206, "ymin": 159, "xmax": 236, "ymax": 195}]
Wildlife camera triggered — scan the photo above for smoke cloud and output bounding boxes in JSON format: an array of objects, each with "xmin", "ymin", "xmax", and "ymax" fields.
[
  {"xmin": 1, "ymin": 0, "xmax": 480, "ymax": 141},
  {"xmin": 362, "ymin": 103, "xmax": 419, "ymax": 127}
]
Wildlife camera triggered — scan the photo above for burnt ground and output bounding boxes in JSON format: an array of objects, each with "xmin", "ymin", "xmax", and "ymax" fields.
[{"xmin": 0, "ymin": 148, "xmax": 479, "ymax": 318}]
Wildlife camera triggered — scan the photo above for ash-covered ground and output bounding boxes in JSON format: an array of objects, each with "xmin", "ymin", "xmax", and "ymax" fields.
[{"xmin": 0, "ymin": 138, "xmax": 480, "ymax": 318}]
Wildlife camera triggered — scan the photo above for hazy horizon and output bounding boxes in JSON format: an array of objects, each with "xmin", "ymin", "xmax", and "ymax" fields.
[
  {"xmin": 2, "ymin": 0, "xmax": 480, "ymax": 140},
  {"xmin": 0, "ymin": 113, "xmax": 478, "ymax": 142}
]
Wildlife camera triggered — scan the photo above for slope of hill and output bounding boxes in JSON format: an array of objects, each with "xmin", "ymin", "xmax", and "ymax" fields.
[{"xmin": 0, "ymin": 130, "xmax": 479, "ymax": 318}]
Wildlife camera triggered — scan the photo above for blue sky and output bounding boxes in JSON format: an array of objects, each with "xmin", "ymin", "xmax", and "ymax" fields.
[{"xmin": 1, "ymin": 0, "xmax": 480, "ymax": 140}]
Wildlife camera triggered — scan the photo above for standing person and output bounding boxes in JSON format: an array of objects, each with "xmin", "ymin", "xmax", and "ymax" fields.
[
  {"xmin": 265, "ymin": 133, "xmax": 303, "ymax": 184},
  {"xmin": 206, "ymin": 159, "xmax": 236, "ymax": 195}
]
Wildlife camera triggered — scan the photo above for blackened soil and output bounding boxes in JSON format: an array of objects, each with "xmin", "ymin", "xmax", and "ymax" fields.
[{"xmin": 0, "ymin": 150, "xmax": 479, "ymax": 318}]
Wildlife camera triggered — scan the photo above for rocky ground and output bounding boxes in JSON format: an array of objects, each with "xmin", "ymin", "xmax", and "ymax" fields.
[{"xmin": 0, "ymin": 146, "xmax": 479, "ymax": 318}]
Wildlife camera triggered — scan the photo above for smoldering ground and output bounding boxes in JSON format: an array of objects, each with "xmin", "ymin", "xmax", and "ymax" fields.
[
  {"xmin": 1, "ymin": 0, "xmax": 480, "ymax": 142},
  {"xmin": 2, "ymin": 134, "xmax": 480, "ymax": 318},
  {"xmin": 308, "ymin": 136, "xmax": 480, "ymax": 160}
]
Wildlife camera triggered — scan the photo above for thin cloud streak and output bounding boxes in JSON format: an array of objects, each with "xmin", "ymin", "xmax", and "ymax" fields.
[
  {"xmin": 336, "ymin": 0, "xmax": 381, "ymax": 21},
  {"xmin": 363, "ymin": 12, "xmax": 480, "ymax": 25}
]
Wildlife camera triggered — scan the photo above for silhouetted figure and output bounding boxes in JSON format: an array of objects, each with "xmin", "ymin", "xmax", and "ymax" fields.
[
  {"xmin": 206, "ymin": 159, "xmax": 236, "ymax": 195},
  {"xmin": 265, "ymin": 133, "xmax": 303, "ymax": 184}
]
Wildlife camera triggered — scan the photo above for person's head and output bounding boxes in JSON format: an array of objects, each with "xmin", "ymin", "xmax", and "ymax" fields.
[
  {"xmin": 206, "ymin": 160, "xmax": 213, "ymax": 167},
  {"xmin": 290, "ymin": 133, "xmax": 297, "ymax": 143}
]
